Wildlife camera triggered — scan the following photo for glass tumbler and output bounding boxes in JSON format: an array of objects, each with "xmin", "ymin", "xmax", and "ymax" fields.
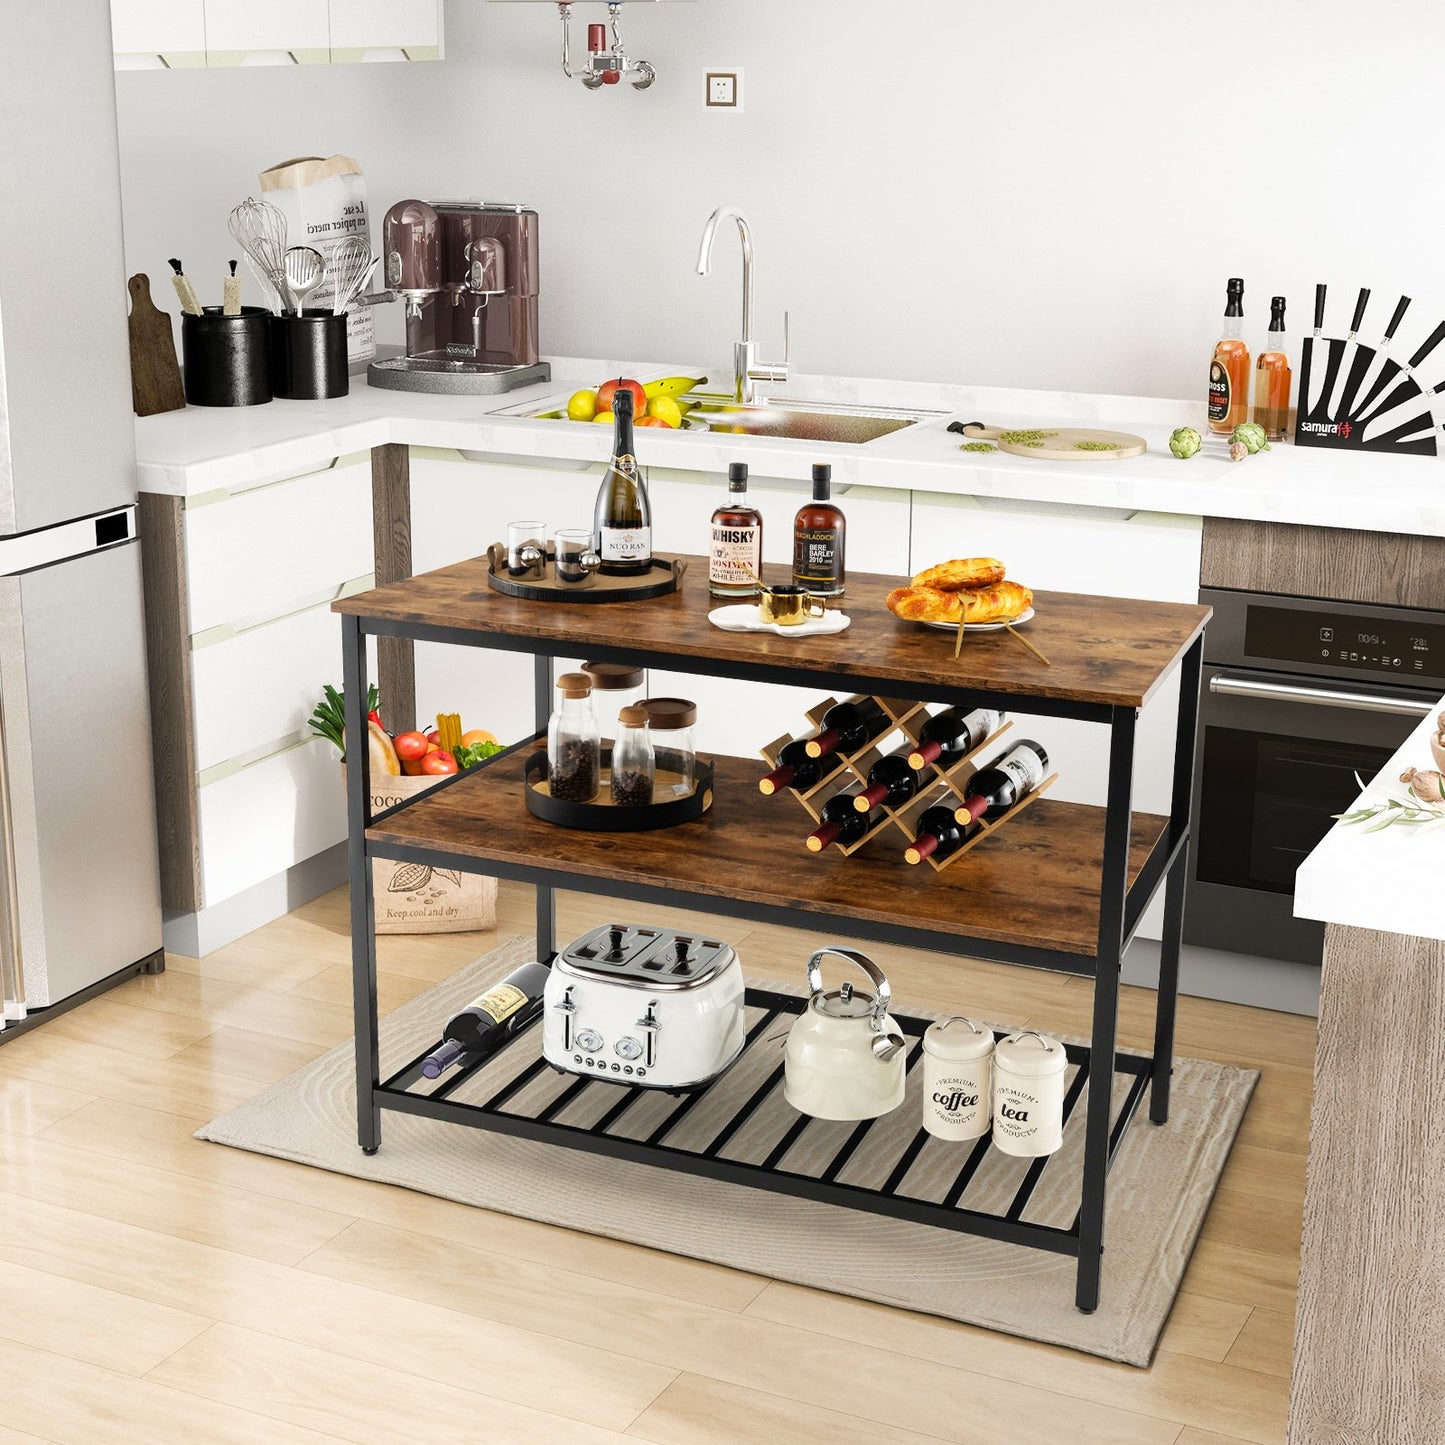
[
  {"xmin": 507, "ymin": 520, "xmax": 548, "ymax": 579},
  {"xmin": 555, "ymin": 527, "xmax": 601, "ymax": 586}
]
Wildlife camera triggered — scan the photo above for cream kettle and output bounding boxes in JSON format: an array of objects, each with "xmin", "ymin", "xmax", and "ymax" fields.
[{"xmin": 784, "ymin": 947, "xmax": 907, "ymax": 1120}]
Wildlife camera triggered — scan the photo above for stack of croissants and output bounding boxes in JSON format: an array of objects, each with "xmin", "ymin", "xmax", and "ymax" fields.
[{"xmin": 886, "ymin": 558, "xmax": 1033, "ymax": 625}]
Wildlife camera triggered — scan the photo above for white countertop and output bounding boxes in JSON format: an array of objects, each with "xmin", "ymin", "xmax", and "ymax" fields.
[
  {"xmin": 1294, "ymin": 698, "xmax": 1445, "ymax": 941},
  {"xmin": 134, "ymin": 356, "xmax": 1445, "ymax": 533}
]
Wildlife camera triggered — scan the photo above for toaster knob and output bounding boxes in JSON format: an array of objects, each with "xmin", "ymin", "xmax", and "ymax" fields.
[
  {"xmin": 614, "ymin": 1036, "xmax": 643, "ymax": 1061},
  {"xmin": 575, "ymin": 1028, "xmax": 603, "ymax": 1053}
]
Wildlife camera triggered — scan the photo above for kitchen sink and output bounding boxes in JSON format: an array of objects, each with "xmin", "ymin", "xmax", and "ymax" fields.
[{"xmin": 496, "ymin": 392, "xmax": 946, "ymax": 444}]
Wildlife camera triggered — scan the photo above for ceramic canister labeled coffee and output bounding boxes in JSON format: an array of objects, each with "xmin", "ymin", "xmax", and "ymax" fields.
[
  {"xmin": 922, "ymin": 1016, "xmax": 994, "ymax": 1140},
  {"xmin": 991, "ymin": 1030, "xmax": 1068, "ymax": 1158},
  {"xmin": 784, "ymin": 947, "xmax": 907, "ymax": 1121}
]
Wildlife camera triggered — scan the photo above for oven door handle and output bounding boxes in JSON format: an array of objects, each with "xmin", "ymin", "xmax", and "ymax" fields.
[{"xmin": 1208, "ymin": 673, "xmax": 1439, "ymax": 718}]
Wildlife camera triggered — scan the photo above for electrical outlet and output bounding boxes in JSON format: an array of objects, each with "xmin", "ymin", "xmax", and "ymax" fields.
[{"xmin": 705, "ymin": 69, "xmax": 741, "ymax": 110}]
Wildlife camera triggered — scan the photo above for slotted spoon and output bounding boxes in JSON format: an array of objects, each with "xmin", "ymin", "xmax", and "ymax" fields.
[{"xmin": 284, "ymin": 246, "xmax": 326, "ymax": 314}]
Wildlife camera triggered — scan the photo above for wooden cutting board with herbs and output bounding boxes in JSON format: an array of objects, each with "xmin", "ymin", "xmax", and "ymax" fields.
[{"xmin": 949, "ymin": 420, "xmax": 1148, "ymax": 460}]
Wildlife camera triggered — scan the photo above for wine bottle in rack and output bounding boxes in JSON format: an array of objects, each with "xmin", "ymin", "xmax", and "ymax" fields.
[
  {"xmin": 853, "ymin": 750, "xmax": 924, "ymax": 813},
  {"xmin": 953, "ymin": 739, "xmax": 1050, "ymax": 824},
  {"xmin": 905, "ymin": 805, "xmax": 981, "ymax": 865},
  {"xmin": 907, "ymin": 706, "xmax": 1003, "ymax": 771},
  {"xmin": 759, "ymin": 739, "xmax": 844, "ymax": 796},
  {"xmin": 805, "ymin": 791, "xmax": 888, "ymax": 852},
  {"xmin": 804, "ymin": 697, "xmax": 892, "ymax": 760}
]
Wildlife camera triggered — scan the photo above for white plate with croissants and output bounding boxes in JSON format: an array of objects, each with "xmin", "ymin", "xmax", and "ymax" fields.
[{"xmin": 886, "ymin": 558, "xmax": 1034, "ymax": 630}]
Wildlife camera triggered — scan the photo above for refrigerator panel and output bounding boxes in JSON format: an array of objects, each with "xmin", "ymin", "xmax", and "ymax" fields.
[
  {"xmin": 0, "ymin": 542, "xmax": 161, "ymax": 1007},
  {"xmin": 0, "ymin": 1, "xmax": 137, "ymax": 535}
]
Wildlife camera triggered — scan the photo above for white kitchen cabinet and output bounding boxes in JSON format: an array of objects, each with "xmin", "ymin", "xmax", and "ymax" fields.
[
  {"xmin": 204, "ymin": 0, "xmax": 329, "ymax": 59},
  {"xmin": 329, "ymin": 0, "xmax": 442, "ymax": 57},
  {"xmin": 111, "ymin": 0, "xmax": 206, "ymax": 61}
]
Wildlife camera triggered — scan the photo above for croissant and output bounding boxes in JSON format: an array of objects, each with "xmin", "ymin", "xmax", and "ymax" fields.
[
  {"xmin": 887, "ymin": 580, "xmax": 1033, "ymax": 625},
  {"xmin": 912, "ymin": 557, "xmax": 1006, "ymax": 592}
]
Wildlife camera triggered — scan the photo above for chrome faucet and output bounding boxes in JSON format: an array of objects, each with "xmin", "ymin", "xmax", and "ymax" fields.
[{"xmin": 695, "ymin": 205, "xmax": 789, "ymax": 405}]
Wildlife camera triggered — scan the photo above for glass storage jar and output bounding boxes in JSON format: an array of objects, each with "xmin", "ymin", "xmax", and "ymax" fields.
[
  {"xmin": 548, "ymin": 673, "xmax": 600, "ymax": 803},
  {"xmin": 582, "ymin": 661, "xmax": 646, "ymax": 739},
  {"xmin": 642, "ymin": 697, "xmax": 697, "ymax": 797},
  {"xmin": 610, "ymin": 705, "xmax": 655, "ymax": 807}
]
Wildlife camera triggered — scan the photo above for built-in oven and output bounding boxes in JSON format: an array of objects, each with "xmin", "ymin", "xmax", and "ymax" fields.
[{"xmin": 1188, "ymin": 586, "xmax": 1445, "ymax": 964}]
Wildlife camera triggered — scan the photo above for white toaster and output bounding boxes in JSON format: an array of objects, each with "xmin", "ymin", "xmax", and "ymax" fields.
[{"xmin": 542, "ymin": 923, "xmax": 746, "ymax": 1090}]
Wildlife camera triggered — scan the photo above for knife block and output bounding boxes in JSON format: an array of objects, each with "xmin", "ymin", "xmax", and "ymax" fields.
[{"xmin": 1295, "ymin": 334, "xmax": 1440, "ymax": 456}]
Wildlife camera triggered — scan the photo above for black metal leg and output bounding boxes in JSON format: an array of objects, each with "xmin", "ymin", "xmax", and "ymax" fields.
[
  {"xmin": 1150, "ymin": 854, "xmax": 1187, "ymax": 1123},
  {"xmin": 534, "ymin": 652, "xmax": 556, "ymax": 960},
  {"xmin": 344, "ymin": 614, "xmax": 381, "ymax": 1154},
  {"xmin": 1077, "ymin": 705, "xmax": 1135, "ymax": 1314}
]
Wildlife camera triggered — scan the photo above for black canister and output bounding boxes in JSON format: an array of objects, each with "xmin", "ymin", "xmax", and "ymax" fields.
[
  {"xmin": 180, "ymin": 306, "xmax": 272, "ymax": 407},
  {"xmin": 268, "ymin": 310, "xmax": 349, "ymax": 400}
]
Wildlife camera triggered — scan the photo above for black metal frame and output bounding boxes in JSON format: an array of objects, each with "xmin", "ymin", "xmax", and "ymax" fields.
[{"xmin": 341, "ymin": 610, "xmax": 1204, "ymax": 1313}]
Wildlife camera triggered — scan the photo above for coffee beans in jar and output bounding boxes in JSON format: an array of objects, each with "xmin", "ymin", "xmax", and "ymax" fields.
[{"xmin": 548, "ymin": 673, "xmax": 601, "ymax": 804}]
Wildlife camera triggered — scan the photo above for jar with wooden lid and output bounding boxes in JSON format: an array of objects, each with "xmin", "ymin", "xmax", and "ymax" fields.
[
  {"xmin": 641, "ymin": 697, "xmax": 697, "ymax": 797},
  {"xmin": 610, "ymin": 705, "xmax": 655, "ymax": 807},
  {"xmin": 548, "ymin": 673, "xmax": 600, "ymax": 803},
  {"xmin": 582, "ymin": 661, "xmax": 646, "ymax": 740}
]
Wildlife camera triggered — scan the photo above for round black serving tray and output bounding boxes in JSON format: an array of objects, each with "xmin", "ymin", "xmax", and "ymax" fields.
[
  {"xmin": 486, "ymin": 545, "xmax": 687, "ymax": 604},
  {"xmin": 524, "ymin": 749, "xmax": 714, "ymax": 831}
]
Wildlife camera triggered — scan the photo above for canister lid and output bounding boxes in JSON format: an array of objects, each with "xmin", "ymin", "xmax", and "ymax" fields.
[
  {"xmin": 923, "ymin": 1016, "xmax": 995, "ymax": 1061},
  {"xmin": 556, "ymin": 671, "xmax": 593, "ymax": 699},
  {"xmin": 582, "ymin": 661, "xmax": 645, "ymax": 691},
  {"xmin": 994, "ymin": 1030, "xmax": 1067, "ymax": 1077},
  {"xmin": 642, "ymin": 697, "xmax": 697, "ymax": 730},
  {"xmin": 618, "ymin": 705, "xmax": 650, "ymax": 728}
]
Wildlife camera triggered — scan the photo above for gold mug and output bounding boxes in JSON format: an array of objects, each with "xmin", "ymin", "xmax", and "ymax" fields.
[{"xmin": 760, "ymin": 586, "xmax": 826, "ymax": 626}]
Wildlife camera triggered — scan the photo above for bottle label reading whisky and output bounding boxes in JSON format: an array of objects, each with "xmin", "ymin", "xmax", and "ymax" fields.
[
  {"xmin": 793, "ymin": 527, "xmax": 840, "ymax": 589},
  {"xmin": 1208, "ymin": 359, "xmax": 1231, "ymax": 423},
  {"xmin": 709, "ymin": 522, "xmax": 761, "ymax": 587}
]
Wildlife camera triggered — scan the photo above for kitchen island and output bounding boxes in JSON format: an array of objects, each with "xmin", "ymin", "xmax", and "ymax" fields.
[{"xmin": 1289, "ymin": 707, "xmax": 1445, "ymax": 1442}]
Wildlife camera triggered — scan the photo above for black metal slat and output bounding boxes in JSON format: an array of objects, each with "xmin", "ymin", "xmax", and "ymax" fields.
[
  {"xmin": 875, "ymin": 1047, "xmax": 932, "ymax": 1196},
  {"xmin": 644, "ymin": 1007, "xmax": 782, "ymax": 1146},
  {"xmin": 941, "ymin": 1132, "xmax": 994, "ymax": 1209},
  {"xmin": 476, "ymin": 1056, "xmax": 550, "ymax": 1112},
  {"xmin": 1004, "ymin": 1056, "xmax": 1091, "ymax": 1222},
  {"xmin": 535, "ymin": 1075, "xmax": 594, "ymax": 1123},
  {"xmin": 1107, "ymin": 1060, "xmax": 1155, "ymax": 1164},
  {"xmin": 700, "ymin": 1065, "xmax": 786, "ymax": 1159},
  {"xmin": 761, "ymin": 1111, "xmax": 815, "ymax": 1171}
]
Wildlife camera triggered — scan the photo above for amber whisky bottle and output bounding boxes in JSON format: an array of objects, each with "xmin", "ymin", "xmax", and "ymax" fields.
[
  {"xmin": 1208, "ymin": 278, "xmax": 1251, "ymax": 435},
  {"xmin": 792, "ymin": 464, "xmax": 845, "ymax": 597}
]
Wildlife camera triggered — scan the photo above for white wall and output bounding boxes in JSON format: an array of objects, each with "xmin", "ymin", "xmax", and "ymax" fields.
[{"xmin": 115, "ymin": 0, "xmax": 1445, "ymax": 399}]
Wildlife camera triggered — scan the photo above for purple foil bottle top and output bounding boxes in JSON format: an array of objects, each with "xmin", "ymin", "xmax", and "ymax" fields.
[{"xmin": 420, "ymin": 1038, "xmax": 465, "ymax": 1079}]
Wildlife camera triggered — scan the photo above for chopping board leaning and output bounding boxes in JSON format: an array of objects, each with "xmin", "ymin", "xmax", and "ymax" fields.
[
  {"xmin": 127, "ymin": 273, "xmax": 185, "ymax": 418},
  {"xmin": 949, "ymin": 420, "xmax": 1147, "ymax": 460}
]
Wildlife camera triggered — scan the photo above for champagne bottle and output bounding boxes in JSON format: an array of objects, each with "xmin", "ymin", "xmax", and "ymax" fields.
[
  {"xmin": 443, "ymin": 961, "xmax": 552, "ymax": 1050},
  {"xmin": 805, "ymin": 790, "xmax": 886, "ymax": 852},
  {"xmin": 907, "ymin": 707, "xmax": 1003, "ymax": 771},
  {"xmin": 905, "ymin": 805, "xmax": 980, "ymax": 865},
  {"xmin": 759, "ymin": 739, "xmax": 843, "ymax": 796},
  {"xmin": 853, "ymin": 751, "xmax": 922, "ymax": 813},
  {"xmin": 804, "ymin": 697, "xmax": 891, "ymax": 759},
  {"xmin": 953, "ymin": 740, "xmax": 1050, "ymax": 824},
  {"xmin": 593, "ymin": 387, "xmax": 652, "ymax": 576}
]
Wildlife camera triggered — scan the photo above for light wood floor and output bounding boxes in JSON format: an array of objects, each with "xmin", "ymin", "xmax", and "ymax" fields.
[{"xmin": 0, "ymin": 882, "xmax": 1309, "ymax": 1444}]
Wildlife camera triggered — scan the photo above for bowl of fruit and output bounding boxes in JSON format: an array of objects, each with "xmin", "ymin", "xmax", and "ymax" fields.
[{"xmin": 563, "ymin": 375, "xmax": 709, "ymax": 431}]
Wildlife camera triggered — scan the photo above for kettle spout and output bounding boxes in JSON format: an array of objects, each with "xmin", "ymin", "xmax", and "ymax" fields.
[{"xmin": 871, "ymin": 1030, "xmax": 906, "ymax": 1064}]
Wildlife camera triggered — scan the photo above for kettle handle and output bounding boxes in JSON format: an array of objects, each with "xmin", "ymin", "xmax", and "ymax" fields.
[{"xmin": 805, "ymin": 946, "xmax": 890, "ymax": 1026}]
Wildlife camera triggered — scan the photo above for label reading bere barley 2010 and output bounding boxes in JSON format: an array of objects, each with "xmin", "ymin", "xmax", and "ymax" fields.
[{"xmin": 793, "ymin": 526, "xmax": 839, "ymax": 586}]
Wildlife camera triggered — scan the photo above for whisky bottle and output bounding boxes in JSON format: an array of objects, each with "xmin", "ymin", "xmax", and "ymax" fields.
[
  {"xmin": 792, "ymin": 463, "xmax": 845, "ymax": 597},
  {"xmin": 1208, "ymin": 278, "xmax": 1250, "ymax": 435},
  {"xmin": 1253, "ymin": 295, "xmax": 1293, "ymax": 442},
  {"xmin": 709, "ymin": 462, "xmax": 764, "ymax": 598}
]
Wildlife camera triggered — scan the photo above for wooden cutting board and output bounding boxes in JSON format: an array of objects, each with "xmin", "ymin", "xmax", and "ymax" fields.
[
  {"xmin": 950, "ymin": 420, "xmax": 1147, "ymax": 460},
  {"xmin": 127, "ymin": 273, "xmax": 186, "ymax": 417}
]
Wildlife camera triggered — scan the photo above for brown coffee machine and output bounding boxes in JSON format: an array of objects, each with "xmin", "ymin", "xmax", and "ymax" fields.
[{"xmin": 368, "ymin": 200, "xmax": 550, "ymax": 395}]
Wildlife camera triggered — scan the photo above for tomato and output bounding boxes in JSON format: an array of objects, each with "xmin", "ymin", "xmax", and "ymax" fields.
[
  {"xmin": 393, "ymin": 730, "xmax": 429, "ymax": 762},
  {"xmin": 420, "ymin": 750, "xmax": 458, "ymax": 775},
  {"xmin": 595, "ymin": 378, "xmax": 646, "ymax": 417}
]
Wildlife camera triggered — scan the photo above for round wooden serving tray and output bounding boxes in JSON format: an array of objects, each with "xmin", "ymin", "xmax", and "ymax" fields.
[
  {"xmin": 486, "ymin": 545, "xmax": 688, "ymax": 604},
  {"xmin": 524, "ymin": 750, "xmax": 714, "ymax": 831}
]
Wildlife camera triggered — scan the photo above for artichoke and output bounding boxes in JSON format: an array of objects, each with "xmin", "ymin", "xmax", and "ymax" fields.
[
  {"xmin": 1229, "ymin": 441, "xmax": 1249, "ymax": 462},
  {"xmin": 1231, "ymin": 421, "xmax": 1270, "ymax": 454},
  {"xmin": 1169, "ymin": 426, "xmax": 1201, "ymax": 459}
]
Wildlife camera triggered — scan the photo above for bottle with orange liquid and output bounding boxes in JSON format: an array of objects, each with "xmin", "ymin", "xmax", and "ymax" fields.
[
  {"xmin": 1253, "ymin": 295, "xmax": 1293, "ymax": 441},
  {"xmin": 1207, "ymin": 278, "xmax": 1250, "ymax": 434}
]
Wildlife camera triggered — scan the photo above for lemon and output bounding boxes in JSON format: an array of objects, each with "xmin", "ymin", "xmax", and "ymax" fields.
[
  {"xmin": 567, "ymin": 389, "xmax": 598, "ymax": 422},
  {"xmin": 593, "ymin": 410, "xmax": 615, "ymax": 426},
  {"xmin": 646, "ymin": 395, "xmax": 683, "ymax": 428}
]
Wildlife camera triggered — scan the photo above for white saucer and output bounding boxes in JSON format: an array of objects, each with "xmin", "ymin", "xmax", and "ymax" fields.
[
  {"xmin": 918, "ymin": 606, "xmax": 1035, "ymax": 633},
  {"xmin": 708, "ymin": 604, "xmax": 851, "ymax": 637}
]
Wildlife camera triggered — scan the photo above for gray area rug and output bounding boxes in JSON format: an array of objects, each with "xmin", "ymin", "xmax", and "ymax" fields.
[{"xmin": 198, "ymin": 936, "xmax": 1257, "ymax": 1366}]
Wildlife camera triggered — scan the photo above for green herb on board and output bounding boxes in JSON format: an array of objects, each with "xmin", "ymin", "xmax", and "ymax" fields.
[
  {"xmin": 959, "ymin": 441, "xmax": 997, "ymax": 453},
  {"xmin": 1073, "ymin": 440, "xmax": 1121, "ymax": 451},
  {"xmin": 999, "ymin": 429, "xmax": 1057, "ymax": 444}
]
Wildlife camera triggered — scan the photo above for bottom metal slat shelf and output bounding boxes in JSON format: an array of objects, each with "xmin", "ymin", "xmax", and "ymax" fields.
[{"xmin": 374, "ymin": 986, "xmax": 1155, "ymax": 1258}]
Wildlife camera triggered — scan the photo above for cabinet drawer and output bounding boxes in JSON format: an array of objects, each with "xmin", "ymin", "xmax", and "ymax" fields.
[
  {"xmin": 329, "ymin": 0, "xmax": 440, "ymax": 50},
  {"xmin": 198, "ymin": 737, "xmax": 345, "ymax": 905},
  {"xmin": 204, "ymin": 0, "xmax": 329, "ymax": 55},
  {"xmin": 184, "ymin": 460, "xmax": 373, "ymax": 635}
]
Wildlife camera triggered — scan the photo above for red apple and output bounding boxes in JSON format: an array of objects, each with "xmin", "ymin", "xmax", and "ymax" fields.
[
  {"xmin": 595, "ymin": 378, "xmax": 646, "ymax": 417},
  {"xmin": 393, "ymin": 730, "xmax": 429, "ymax": 762},
  {"xmin": 420, "ymin": 750, "xmax": 458, "ymax": 775}
]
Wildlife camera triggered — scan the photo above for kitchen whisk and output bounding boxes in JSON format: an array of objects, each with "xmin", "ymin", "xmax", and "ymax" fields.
[
  {"xmin": 329, "ymin": 235, "xmax": 377, "ymax": 315},
  {"xmin": 227, "ymin": 197, "xmax": 291, "ymax": 313},
  {"xmin": 284, "ymin": 246, "xmax": 326, "ymax": 314}
]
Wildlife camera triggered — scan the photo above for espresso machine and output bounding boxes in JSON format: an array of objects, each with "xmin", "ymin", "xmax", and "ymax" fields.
[{"xmin": 367, "ymin": 200, "xmax": 551, "ymax": 395}]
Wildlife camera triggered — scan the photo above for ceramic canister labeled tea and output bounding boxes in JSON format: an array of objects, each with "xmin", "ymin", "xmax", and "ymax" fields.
[
  {"xmin": 991, "ymin": 1030, "xmax": 1068, "ymax": 1157},
  {"xmin": 922, "ymin": 1016, "xmax": 995, "ymax": 1140}
]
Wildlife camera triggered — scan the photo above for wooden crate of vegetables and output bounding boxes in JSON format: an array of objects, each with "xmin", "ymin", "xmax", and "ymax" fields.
[{"xmin": 312, "ymin": 686, "xmax": 501, "ymax": 935}]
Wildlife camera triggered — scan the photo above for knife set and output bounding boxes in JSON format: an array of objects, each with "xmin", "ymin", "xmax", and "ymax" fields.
[{"xmin": 1295, "ymin": 283, "xmax": 1444, "ymax": 456}]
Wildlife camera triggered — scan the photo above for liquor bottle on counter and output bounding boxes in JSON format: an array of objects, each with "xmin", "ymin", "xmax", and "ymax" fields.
[
  {"xmin": 804, "ymin": 697, "xmax": 892, "ymax": 759},
  {"xmin": 1207, "ymin": 278, "xmax": 1250, "ymax": 435},
  {"xmin": 905, "ymin": 805, "xmax": 980, "ymax": 865},
  {"xmin": 759, "ymin": 739, "xmax": 843, "ymax": 796},
  {"xmin": 1253, "ymin": 295, "xmax": 1293, "ymax": 442},
  {"xmin": 709, "ymin": 462, "xmax": 763, "ymax": 598},
  {"xmin": 953, "ymin": 738, "xmax": 1050, "ymax": 824},
  {"xmin": 805, "ymin": 790, "xmax": 888, "ymax": 852},
  {"xmin": 853, "ymin": 750, "xmax": 923, "ymax": 813},
  {"xmin": 592, "ymin": 387, "xmax": 652, "ymax": 575},
  {"xmin": 420, "ymin": 961, "xmax": 553, "ymax": 1077},
  {"xmin": 792, "ymin": 463, "xmax": 845, "ymax": 597},
  {"xmin": 907, "ymin": 706, "xmax": 1003, "ymax": 771}
]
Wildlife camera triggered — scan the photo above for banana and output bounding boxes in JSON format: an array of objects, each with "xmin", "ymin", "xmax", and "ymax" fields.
[{"xmin": 642, "ymin": 374, "xmax": 707, "ymax": 399}]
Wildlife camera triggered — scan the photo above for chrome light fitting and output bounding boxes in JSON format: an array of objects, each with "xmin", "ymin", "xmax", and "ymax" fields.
[{"xmin": 488, "ymin": 0, "xmax": 688, "ymax": 91}]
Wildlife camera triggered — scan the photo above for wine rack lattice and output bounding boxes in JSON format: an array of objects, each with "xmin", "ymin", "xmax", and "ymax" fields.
[{"xmin": 759, "ymin": 694, "xmax": 1059, "ymax": 873}]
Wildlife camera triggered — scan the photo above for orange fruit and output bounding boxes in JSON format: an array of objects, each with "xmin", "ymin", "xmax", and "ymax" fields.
[{"xmin": 460, "ymin": 729, "xmax": 497, "ymax": 747}]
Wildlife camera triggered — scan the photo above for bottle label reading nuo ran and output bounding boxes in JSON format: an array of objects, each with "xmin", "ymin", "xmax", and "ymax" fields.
[{"xmin": 600, "ymin": 526, "xmax": 652, "ymax": 563}]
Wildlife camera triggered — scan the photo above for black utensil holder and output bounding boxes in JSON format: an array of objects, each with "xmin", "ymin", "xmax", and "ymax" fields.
[
  {"xmin": 180, "ymin": 306, "xmax": 272, "ymax": 407},
  {"xmin": 269, "ymin": 310, "xmax": 349, "ymax": 400}
]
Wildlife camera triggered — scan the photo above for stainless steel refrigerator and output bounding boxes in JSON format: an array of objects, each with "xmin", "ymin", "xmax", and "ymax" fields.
[{"xmin": 0, "ymin": 1, "xmax": 163, "ymax": 1027}]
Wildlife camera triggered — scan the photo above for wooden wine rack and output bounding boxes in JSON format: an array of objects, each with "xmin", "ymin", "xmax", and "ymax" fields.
[{"xmin": 759, "ymin": 694, "xmax": 1060, "ymax": 872}]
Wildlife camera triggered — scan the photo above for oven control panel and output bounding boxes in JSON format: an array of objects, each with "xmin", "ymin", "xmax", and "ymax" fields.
[{"xmin": 1244, "ymin": 604, "xmax": 1445, "ymax": 685}]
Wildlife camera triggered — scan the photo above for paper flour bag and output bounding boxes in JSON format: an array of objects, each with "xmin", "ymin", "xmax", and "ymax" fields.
[{"xmin": 260, "ymin": 155, "xmax": 374, "ymax": 365}]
